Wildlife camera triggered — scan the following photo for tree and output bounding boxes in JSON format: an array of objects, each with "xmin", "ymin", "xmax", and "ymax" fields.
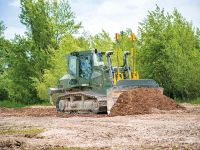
[
  {"xmin": 20, "ymin": 0, "xmax": 82, "ymax": 79},
  {"xmin": 47, "ymin": 0, "xmax": 82, "ymax": 45},
  {"xmin": 20, "ymin": 0, "xmax": 81, "ymax": 50},
  {"xmin": 20, "ymin": 0, "xmax": 54, "ymax": 50},
  {"xmin": 90, "ymin": 30, "xmax": 113, "ymax": 51},
  {"xmin": 0, "ymin": 21, "xmax": 6, "ymax": 37},
  {"xmin": 0, "ymin": 21, "xmax": 9, "ymax": 74},
  {"xmin": 90, "ymin": 30, "xmax": 115, "ymax": 65},
  {"xmin": 33, "ymin": 34, "xmax": 90, "ymax": 100},
  {"xmin": 137, "ymin": 6, "xmax": 200, "ymax": 99},
  {"xmin": 0, "ymin": 21, "xmax": 9, "ymax": 100},
  {"xmin": 4, "ymin": 36, "xmax": 38, "ymax": 102},
  {"xmin": 15, "ymin": 0, "xmax": 83, "ymax": 102}
]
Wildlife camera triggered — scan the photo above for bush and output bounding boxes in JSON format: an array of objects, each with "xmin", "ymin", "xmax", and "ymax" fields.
[{"xmin": 137, "ymin": 6, "xmax": 200, "ymax": 99}]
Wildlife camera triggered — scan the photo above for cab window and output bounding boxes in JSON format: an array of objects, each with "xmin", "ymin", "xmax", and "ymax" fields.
[
  {"xmin": 79, "ymin": 55, "xmax": 92, "ymax": 79},
  {"xmin": 68, "ymin": 55, "xmax": 77, "ymax": 75}
]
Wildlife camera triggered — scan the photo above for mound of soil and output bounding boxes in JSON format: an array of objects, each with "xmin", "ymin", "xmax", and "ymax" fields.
[{"xmin": 110, "ymin": 88, "xmax": 185, "ymax": 116}]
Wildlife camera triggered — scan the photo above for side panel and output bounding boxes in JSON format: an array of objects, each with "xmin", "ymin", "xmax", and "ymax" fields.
[
  {"xmin": 90, "ymin": 66, "xmax": 112, "ymax": 95},
  {"xmin": 58, "ymin": 74, "xmax": 78, "ymax": 89}
]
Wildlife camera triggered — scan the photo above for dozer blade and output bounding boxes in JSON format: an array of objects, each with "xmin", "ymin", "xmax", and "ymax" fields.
[
  {"xmin": 116, "ymin": 79, "xmax": 159, "ymax": 88},
  {"xmin": 107, "ymin": 79, "xmax": 163, "ymax": 114}
]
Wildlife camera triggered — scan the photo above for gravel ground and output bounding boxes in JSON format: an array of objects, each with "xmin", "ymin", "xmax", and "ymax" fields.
[{"xmin": 0, "ymin": 103, "xmax": 200, "ymax": 150}]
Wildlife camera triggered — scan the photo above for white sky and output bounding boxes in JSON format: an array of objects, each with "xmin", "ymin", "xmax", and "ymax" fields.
[{"xmin": 1, "ymin": 0, "xmax": 200, "ymax": 39}]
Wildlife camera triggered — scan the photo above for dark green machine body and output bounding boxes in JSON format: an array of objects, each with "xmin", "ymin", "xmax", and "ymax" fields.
[
  {"xmin": 58, "ymin": 50, "xmax": 112, "ymax": 94},
  {"xmin": 48, "ymin": 50, "xmax": 160, "ymax": 113},
  {"xmin": 48, "ymin": 50, "xmax": 113, "ymax": 113}
]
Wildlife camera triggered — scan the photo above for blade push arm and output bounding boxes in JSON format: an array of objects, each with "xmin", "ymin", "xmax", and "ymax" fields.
[{"xmin": 106, "ymin": 51, "xmax": 114, "ymax": 85}]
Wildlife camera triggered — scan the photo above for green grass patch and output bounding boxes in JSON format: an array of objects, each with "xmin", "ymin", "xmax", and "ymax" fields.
[
  {"xmin": 0, "ymin": 100, "xmax": 27, "ymax": 108},
  {"xmin": 0, "ymin": 128, "xmax": 44, "ymax": 135},
  {"xmin": 176, "ymin": 97, "xmax": 200, "ymax": 104},
  {"xmin": 0, "ymin": 100, "xmax": 51, "ymax": 108},
  {"xmin": 32, "ymin": 101, "xmax": 51, "ymax": 106},
  {"xmin": 189, "ymin": 98, "xmax": 200, "ymax": 104}
]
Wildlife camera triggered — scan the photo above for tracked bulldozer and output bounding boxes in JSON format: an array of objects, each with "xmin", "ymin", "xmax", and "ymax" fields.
[{"xmin": 48, "ymin": 33, "xmax": 161, "ymax": 114}]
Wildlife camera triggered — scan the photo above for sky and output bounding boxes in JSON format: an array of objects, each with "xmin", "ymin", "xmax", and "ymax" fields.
[{"xmin": 0, "ymin": 0, "xmax": 200, "ymax": 39}]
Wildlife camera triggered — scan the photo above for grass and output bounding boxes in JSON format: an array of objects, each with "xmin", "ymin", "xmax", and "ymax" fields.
[
  {"xmin": 0, "ymin": 100, "xmax": 51, "ymax": 108},
  {"xmin": 175, "ymin": 97, "xmax": 200, "ymax": 104},
  {"xmin": 0, "ymin": 127, "xmax": 44, "ymax": 135},
  {"xmin": 187, "ymin": 98, "xmax": 200, "ymax": 104},
  {"xmin": 32, "ymin": 101, "xmax": 51, "ymax": 106},
  {"xmin": 0, "ymin": 100, "xmax": 27, "ymax": 108}
]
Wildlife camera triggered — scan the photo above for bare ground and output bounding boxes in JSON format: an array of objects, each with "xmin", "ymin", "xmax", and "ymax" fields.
[{"xmin": 0, "ymin": 103, "xmax": 200, "ymax": 150}]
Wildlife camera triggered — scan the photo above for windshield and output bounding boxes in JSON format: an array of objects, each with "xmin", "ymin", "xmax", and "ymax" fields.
[
  {"xmin": 96, "ymin": 53, "xmax": 103, "ymax": 62},
  {"xmin": 79, "ymin": 55, "xmax": 92, "ymax": 79},
  {"xmin": 68, "ymin": 55, "xmax": 77, "ymax": 75},
  {"xmin": 93, "ymin": 53, "xmax": 104, "ymax": 66}
]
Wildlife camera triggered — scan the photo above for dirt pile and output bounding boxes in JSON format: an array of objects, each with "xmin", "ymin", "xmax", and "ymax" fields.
[{"xmin": 110, "ymin": 88, "xmax": 185, "ymax": 116}]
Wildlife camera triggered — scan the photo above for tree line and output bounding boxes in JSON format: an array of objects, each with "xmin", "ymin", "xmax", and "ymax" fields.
[{"xmin": 0, "ymin": 1, "xmax": 199, "ymax": 103}]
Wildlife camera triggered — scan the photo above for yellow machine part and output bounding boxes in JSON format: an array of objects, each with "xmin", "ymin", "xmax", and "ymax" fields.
[
  {"xmin": 114, "ymin": 72, "xmax": 124, "ymax": 85},
  {"xmin": 113, "ymin": 32, "xmax": 139, "ymax": 85},
  {"xmin": 132, "ymin": 71, "xmax": 139, "ymax": 80},
  {"xmin": 130, "ymin": 33, "xmax": 139, "ymax": 80}
]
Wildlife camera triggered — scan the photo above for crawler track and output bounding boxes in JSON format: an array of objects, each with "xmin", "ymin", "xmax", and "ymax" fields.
[{"xmin": 56, "ymin": 91, "xmax": 107, "ymax": 114}]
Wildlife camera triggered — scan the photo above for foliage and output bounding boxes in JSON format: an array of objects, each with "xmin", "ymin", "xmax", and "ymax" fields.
[
  {"xmin": 0, "ymin": 100, "xmax": 27, "ymax": 108},
  {"xmin": 0, "ymin": 0, "xmax": 82, "ymax": 102},
  {"xmin": 176, "ymin": 97, "xmax": 200, "ymax": 104},
  {"xmin": 0, "ymin": 21, "xmax": 6, "ymax": 36},
  {"xmin": 34, "ymin": 34, "xmax": 90, "ymax": 100},
  {"xmin": 0, "ymin": 127, "xmax": 44, "ymax": 135},
  {"xmin": 20, "ymin": 0, "xmax": 54, "ymax": 50},
  {"xmin": 92, "ymin": 29, "xmax": 138, "ymax": 69},
  {"xmin": 137, "ymin": 6, "xmax": 200, "ymax": 99},
  {"xmin": 20, "ymin": 0, "xmax": 81, "ymax": 49},
  {"xmin": 189, "ymin": 98, "xmax": 200, "ymax": 104},
  {"xmin": 90, "ymin": 30, "xmax": 114, "ymax": 64},
  {"xmin": 0, "ymin": 21, "xmax": 9, "ymax": 73},
  {"xmin": 1, "ymin": 2, "xmax": 200, "ymax": 104},
  {"xmin": 5, "ymin": 36, "xmax": 38, "ymax": 101},
  {"xmin": 46, "ymin": 0, "xmax": 82, "ymax": 45},
  {"xmin": 90, "ymin": 30, "xmax": 113, "ymax": 51},
  {"xmin": 19, "ymin": 0, "xmax": 82, "ymax": 82},
  {"xmin": 0, "ymin": 22, "xmax": 12, "ymax": 100}
]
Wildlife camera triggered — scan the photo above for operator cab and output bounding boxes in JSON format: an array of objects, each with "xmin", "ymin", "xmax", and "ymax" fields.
[{"xmin": 67, "ymin": 50, "xmax": 104, "ymax": 80}]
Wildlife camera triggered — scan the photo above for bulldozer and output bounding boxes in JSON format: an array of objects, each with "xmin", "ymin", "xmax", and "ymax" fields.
[{"xmin": 48, "ymin": 33, "xmax": 161, "ymax": 114}]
